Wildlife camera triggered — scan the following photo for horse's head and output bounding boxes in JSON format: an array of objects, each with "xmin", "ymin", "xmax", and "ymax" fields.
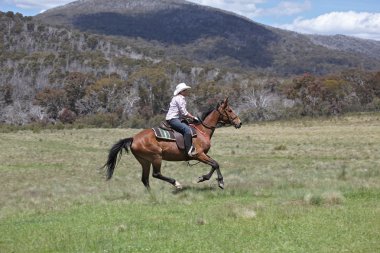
[{"xmin": 217, "ymin": 97, "xmax": 242, "ymax": 129}]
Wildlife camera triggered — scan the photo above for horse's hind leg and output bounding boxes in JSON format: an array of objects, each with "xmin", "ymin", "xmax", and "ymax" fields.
[
  {"xmin": 135, "ymin": 156, "xmax": 151, "ymax": 189},
  {"xmin": 152, "ymin": 158, "xmax": 182, "ymax": 190}
]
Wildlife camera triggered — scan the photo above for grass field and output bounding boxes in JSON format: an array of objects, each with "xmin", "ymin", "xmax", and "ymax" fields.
[{"xmin": 1, "ymin": 113, "xmax": 380, "ymax": 252}]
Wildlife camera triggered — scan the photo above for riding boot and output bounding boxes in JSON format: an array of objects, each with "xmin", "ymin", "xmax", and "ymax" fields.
[{"xmin": 184, "ymin": 133, "xmax": 196, "ymax": 157}]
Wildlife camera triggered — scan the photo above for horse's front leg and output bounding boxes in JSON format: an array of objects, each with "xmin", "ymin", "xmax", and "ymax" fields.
[{"xmin": 196, "ymin": 153, "xmax": 224, "ymax": 189}]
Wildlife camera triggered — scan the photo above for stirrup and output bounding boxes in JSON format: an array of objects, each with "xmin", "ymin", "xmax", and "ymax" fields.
[{"xmin": 187, "ymin": 146, "xmax": 197, "ymax": 157}]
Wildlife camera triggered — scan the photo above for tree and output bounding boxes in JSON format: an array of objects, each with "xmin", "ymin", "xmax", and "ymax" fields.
[
  {"xmin": 285, "ymin": 74, "xmax": 327, "ymax": 116},
  {"xmin": 130, "ymin": 66, "xmax": 171, "ymax": 118},
  {"xmin": 64, "ymin": 72, "xmax": 94, "ymax": 113},
  {"xmin": 370, "ymin": 71, "xmax": 380, "ymax": 98},
  {"xmin": 76, "ymin": 76, "xmax": 135, "ymax": 118},
  {"xmin": 239, "ymin": 78, "xmax": 284, "ymax": 121},
  {"xmin": 58, "ymin": 108, "xmax": 77, "ymax": 124},
  {"xmin": 0, "ymin": 84, "xmax": 13, "ymax": 105},
  {"xmin": 35, "ymin": 88, "xmax": 66, "ymax": 119},
  {"xmin": 193, "ymin": 81, "xmax": 222, "ymax": 112},
  {"xmin": 340, "ymin": 70, "xmax": 374, "ymax": 105}
]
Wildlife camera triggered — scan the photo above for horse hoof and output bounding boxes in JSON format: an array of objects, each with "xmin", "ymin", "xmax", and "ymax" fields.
[
  {"xmin": 217, "ymin": 180, "xmax": 224, "ymax": 189},
  {"xmin": 174, "ymin": 181, "xmax": 183, "ymax": 190},
  {"xmin": 197, "ymin": 176, "xmax": 204, "ymax": 183}
]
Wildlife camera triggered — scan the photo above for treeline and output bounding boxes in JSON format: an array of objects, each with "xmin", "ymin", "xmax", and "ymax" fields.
[
  {"xmin": 0, "ymin": 11, "xmax": 379, "ymax": 128},
  {"xmin": 1, "ymin": 67, "xmax": 379, "ymax": 128}
]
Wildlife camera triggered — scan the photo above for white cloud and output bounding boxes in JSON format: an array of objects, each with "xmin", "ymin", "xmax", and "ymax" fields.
[
  {"xmin": 4, "ymin": 0, "xmax": 71, "ymax": 9},
  {"xmin": 190, "ymin": 0, "xmax": 265, "ymax": 17},
  {"xmin": 190, "ymin": 0, "xmax": 311, "ymax": 18},
  {"xmin": 256, "ymin": 0, "xmax": 311, "ymax": 17},
  {"xmin": 279, "ymin": 11, "xmax": 380, "ymax": 40}
]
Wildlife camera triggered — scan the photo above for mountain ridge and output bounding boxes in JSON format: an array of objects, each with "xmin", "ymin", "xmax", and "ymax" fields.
[
  {"xmin": 31, "ymin": 0, "xmax": 380, "ymax": 74},
  {"xmin": 306, "ymin": 34, "xmax": 380, "ymax": 61}
]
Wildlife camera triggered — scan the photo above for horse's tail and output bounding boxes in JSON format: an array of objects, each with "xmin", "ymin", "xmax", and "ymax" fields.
[{"xmin": 102, "ymin": 138, "xmax": 133, "ymax": 180}]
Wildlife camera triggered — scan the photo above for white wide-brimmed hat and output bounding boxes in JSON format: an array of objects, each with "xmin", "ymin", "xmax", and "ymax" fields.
[{"xmin": 173, "ymin": 82, "xmax": 191, "ymax": 96}]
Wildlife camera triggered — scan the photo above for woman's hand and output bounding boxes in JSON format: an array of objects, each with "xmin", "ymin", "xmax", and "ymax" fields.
[{"xmin": 193, "ymin": 116, "xmax": 201, "ymax": 123}]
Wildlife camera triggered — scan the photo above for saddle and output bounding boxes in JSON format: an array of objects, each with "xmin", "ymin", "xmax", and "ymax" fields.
[{"xmin": 152, "ymin": 121, "xmax": 197, "ymax": 150}]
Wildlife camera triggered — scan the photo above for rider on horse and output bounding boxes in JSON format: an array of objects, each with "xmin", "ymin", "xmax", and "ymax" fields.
[{"xmin": 165, "ymin": 83, "xmax": 200, "ymax": 157}]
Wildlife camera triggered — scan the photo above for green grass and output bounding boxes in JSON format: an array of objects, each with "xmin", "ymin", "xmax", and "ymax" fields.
[
  {"xmin": 1, "ymin": 113, "xmax": 380, "ymax": 252},
  {"xmin": 2, "ymin": 196, "xmax": 379, "ymax": 253}
]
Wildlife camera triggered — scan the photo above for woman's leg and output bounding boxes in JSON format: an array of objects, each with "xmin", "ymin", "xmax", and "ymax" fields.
[{"xmin": 168, "ymin": 119, "xmax": 195, "ymax": 156}]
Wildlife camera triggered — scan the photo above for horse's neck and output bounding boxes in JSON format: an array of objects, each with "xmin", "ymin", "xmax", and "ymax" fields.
[{"xmin": 201, "ymin": 110, "xmax": 219, "ymax": 138}]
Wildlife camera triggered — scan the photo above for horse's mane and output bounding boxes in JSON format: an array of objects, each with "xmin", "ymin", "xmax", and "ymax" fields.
[{"xmin": 201, "ymin": 103, "xmax": 220, "ymax": 121}]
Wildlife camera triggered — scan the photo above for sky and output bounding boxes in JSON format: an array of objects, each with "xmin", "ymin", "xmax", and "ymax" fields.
[{"xmin": 1, "ymin": 0, "xmax": 380, "ymax": 40}]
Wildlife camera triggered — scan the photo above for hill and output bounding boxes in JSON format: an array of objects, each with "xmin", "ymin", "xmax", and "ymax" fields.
[
  {"xmin": 306, "ymin": 34, "xmax": 380, "ymax": 61},
  {"xmin": 36, "ymin": 0, "xmax": 380, "ymax": 75},
  {"xmin": 1, "ymin": 10, "xmax": 380, "ymax": 126},
  {"xmin": 0, "ymin": 11, "xmax": 252, "ymax": 125}
]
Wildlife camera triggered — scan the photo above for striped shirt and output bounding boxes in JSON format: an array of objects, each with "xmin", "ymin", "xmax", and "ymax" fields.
[{"xmin": 165, "ymin": 95, "xmax": 189, "ymax": 120}]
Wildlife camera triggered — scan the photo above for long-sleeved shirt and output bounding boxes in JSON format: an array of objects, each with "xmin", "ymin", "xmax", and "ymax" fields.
[{"xmin": 165, "ymin": 95, "xmax": 189, "ymax": 120}]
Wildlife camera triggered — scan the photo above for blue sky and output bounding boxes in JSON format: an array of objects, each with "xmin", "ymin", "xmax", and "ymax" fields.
[{"xmin": 1, "ymin": 0, "xmax": 380, "ymax": 40}]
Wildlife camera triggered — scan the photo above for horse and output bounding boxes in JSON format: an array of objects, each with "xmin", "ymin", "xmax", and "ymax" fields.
[{"xmin": 101, "ymin": 97, "xmax": 242, "ymax": 190}]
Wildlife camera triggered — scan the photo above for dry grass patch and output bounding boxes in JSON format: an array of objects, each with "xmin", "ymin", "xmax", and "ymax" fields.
[{"xmin": 304, "ymin": 191, "xmax": 345, "ymax": 206}]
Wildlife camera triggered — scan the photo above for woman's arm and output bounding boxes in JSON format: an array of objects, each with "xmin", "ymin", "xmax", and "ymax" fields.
[{"xmin": 177, "ymin": 96, "xmax": 197, "ymax": 120}]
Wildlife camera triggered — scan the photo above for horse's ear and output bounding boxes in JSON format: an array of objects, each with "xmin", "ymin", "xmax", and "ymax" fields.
[{"xmin": 222, "ymin": 97, "xmax": 229, "ymax": 108}]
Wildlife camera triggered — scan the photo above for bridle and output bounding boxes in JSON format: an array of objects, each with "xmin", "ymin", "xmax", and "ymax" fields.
[
  {"xmin": 216, "ymin": 107, "xmax": 238, "ymax": 126},
  {"xmin": 200, "ymin": 105, "xmax": 238, "ymax": 130}
]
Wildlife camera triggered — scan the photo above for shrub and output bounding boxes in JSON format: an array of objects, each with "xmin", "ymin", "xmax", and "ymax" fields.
[
  {"xmin": 304, "ymin": 193, "xmax": 322, "ymax": 206},
  {"xmin": 304, "ymin": 191, "xmax": 345, "ymax": 206},
  {"xmin": 123, "ymin": 115, "xmax": 146, "ymax": 129},
  {"xmin": 274, "ymin": 144, "xmax": 287, "ymax": 151},
  {"xmin": 75, "ymin": 113, "xmax": 119, "ymax": 128},
  {"xmin": 58, "ymin": 108, "xmax": 77, "ymax": 124},
  {"xmin": 321, "ymin": 191, "xmax": 345, "ymax": 205},
  {"xmin": 147, "ymin": 114, "xmax": 165, "ymax": 127}
]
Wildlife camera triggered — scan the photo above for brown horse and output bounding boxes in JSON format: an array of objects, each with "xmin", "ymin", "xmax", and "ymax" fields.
[{"xmin": 102, "ymin": 97, "xmax": 242, "ymax": 190}]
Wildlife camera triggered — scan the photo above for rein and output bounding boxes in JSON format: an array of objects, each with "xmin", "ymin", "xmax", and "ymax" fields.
[
  {"xmin": 201, "ymin": 121, "xmax": 216, "ymax": 130},
  {"xmin": 192, "ymin": 124, "xmax": 209, "ymax": 139},
  {"xmin": 201, "ymin": 107, "xmax": 237, "ymax": 129},
  {"xmin": 187, "ymin": 160, "xmax": 201, "ymax": 166}
]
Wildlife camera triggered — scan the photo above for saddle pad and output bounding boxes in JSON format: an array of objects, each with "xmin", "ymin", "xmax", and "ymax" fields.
[{"xmin": 152, "ymin": 127, "xmax": 197, "ymax": 141}]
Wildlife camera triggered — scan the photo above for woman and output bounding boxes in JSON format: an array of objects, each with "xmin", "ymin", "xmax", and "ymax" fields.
[{"xmin": 166, "ymin": 83, "xmax": 200, "ymax": 157}]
